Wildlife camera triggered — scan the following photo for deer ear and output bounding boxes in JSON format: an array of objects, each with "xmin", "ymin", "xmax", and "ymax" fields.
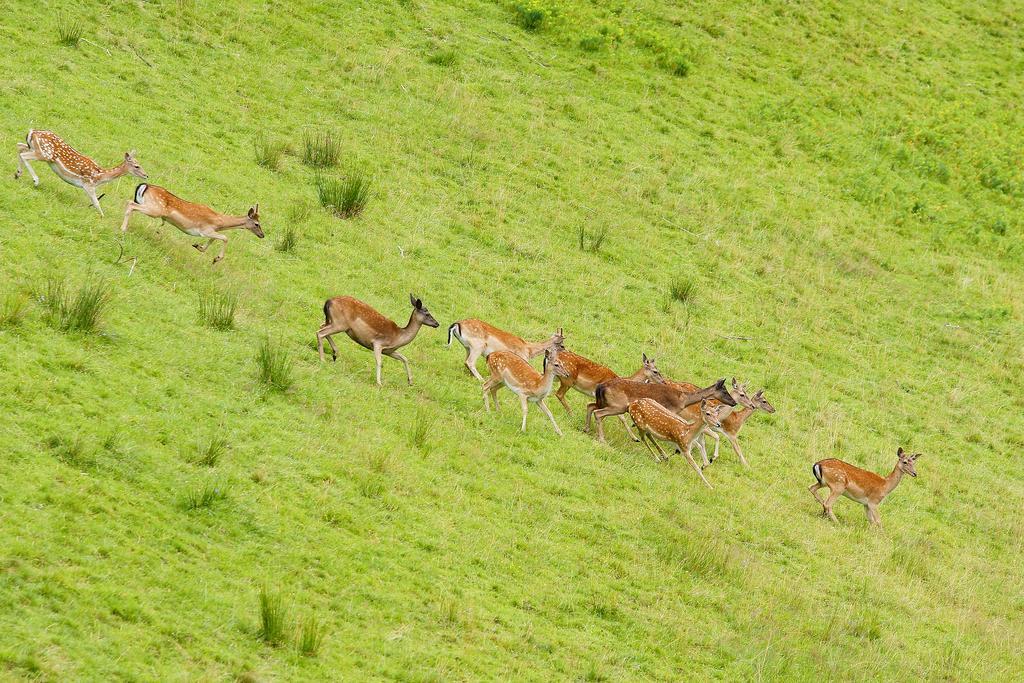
[
  {"xmin": 912, "ymin": 453, "xmax": 922, "ymax": 460},
  {"xmin": 718, "ymin": 378, "xmax": 727, "ymax": 389},
  {"xmin": 897, "ymin": 447, "xmax": 904, "ymax": 456},
  {"xmin": 409, "ymin": 293, "xmax": 418, "ymax": 308},
  {"xmin": 642, "ymin": 352, "xmax": 648, "ymax": 363},
  {"xmin": 248, "ymin": 206, "xmax": 257, "ymax": 218}
]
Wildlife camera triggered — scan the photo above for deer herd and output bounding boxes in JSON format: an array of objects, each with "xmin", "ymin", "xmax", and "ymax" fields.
[{"xmin": 13, "ymin": 129, "xmax": 923, "ymax": 527}]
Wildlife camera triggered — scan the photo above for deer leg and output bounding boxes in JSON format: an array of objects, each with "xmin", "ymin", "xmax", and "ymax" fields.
[
  {"xmin": 693, "ymin": 435, "xmax": 711, "ymax": 468},
  {"xmin": 703, "ymin": 429, "xmax": 721, "ymax": 464},
  {"xmin": 684, "ymin": 443, "xmax": 714, "ymax": 489},
  {"xmin": 537, "ymin": 399, "xmax": 562, "ymax": 436},
  {"xmin": 822, "ymin": 488, "xmax": 842, "ymax": 523},
  {"xmin": 121, "ymin": 201, "xmax": 156, "ymax": 232},
  {"xmin": 866, "ymin": 504, "xmax": 882, "ymax": 528},
  {"xmin": 619, "ymin": 415, "xmax": 641, "ymax": 442},
  {"xmin": 648, "ymin": 435, "xmax": 669, "ymax": 462},
  {"xmin": 554, "ymin": 380, "xmax": 573, "ymax": 415},
  {"xmin": 808, "ymin": 482, "xmax": 825, "ymax": 507},
  {"xmin": 194, "ymin": 238, "xmax": 212, "ymax": 253},
  {"xmin": 386, "ymin": 350, "xmax": 413, "ymax": 386},
  {"xmin": 16, "ymin": 150, "xmax": 42, "ymax": 185},
  {"xmin": 372, "ymin": 341, "xmax": 384, "ymax": 386},
  {"xmin": 84, "ymin": 186, "xmax": 103, "ymax": 216},
  {"xmin": 518, "ymin": 393, "xmax": 530, "ymax": 432},
  {"xmin": 726, "ymin": 433, "xmax": 750, "ymax": 468},
  {"xmin": 584, "ymin": 402, "xmax": 597, "ymax": 433},
  {"xmin": 636, "ymin": 431, "xmax": 658, "ymax": 461},
  {"xmin": 465, "ymin": 346, "xmax": 485, "ymax": 381},
  {"xmin": 590, "ymin": 407, "xmax": 623, "ymax": 443},
  {"xmin": 316, "ymin": 325, "xmax": 343, "ymax": 362},
  {"xmin": 210, "ymin": 234, "xmax": 228, "ymax": 263}
]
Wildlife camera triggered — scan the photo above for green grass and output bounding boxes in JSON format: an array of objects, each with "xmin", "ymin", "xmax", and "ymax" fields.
[
  {"xmin": 39, "ymin": 276, "xmax": 110, "ymax": 332},
  {"xmin": 296, "ymin": 614, "xmax": 325, "ymax": 656},
  {"xmin": 198, "ymin": 289, "xmax": 238, "ymax": 330},
  {"xmin": 253, "ymin": 134, "xmax": 287, "ymax": 171},
  {"xmin": 275, "ymin": 225, "xmax": 298, "ymax": 253},
  {"xmin": 255, "ymin": 337, "xmax": 294, "ymax": 392},
  {"xmin": 182, "ymin": 481, "xmax": 228, "ymax": 510},
  {"xmin": 316, "ymin": 172, "xmax": 371, "ymax": 218},
  {"xmin": 257, "ymin": 586, "xmax": 288, "ymax": 646},
  {"xmin": 1, "ymin": 0, "xmax": 1023, "ymax": 680},
  {"xmin": 55, "ymin": 14, "xmax": 83, "ymax": 47},
  {"xmin": 301, "ymin": 131, "xmax": 340, "ymax": 169},
  {"xmin": 0, "ymin": 292, "xmax": 29, "ymax": 327}
]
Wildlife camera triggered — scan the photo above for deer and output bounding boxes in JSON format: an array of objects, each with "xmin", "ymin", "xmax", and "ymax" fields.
[
  {"xmin": 447, "ymin": 318, "xmax": 563, "ymax": 381},
  {"xmin": 673, "ymin": 379, "xmax": 776, "ymax": 468},
  {"xmin": 809, "ymin": 448, "xmax": 922, "ymax": 527},
  {"xmin": 551, "ymin": 351, "xmax": 665, "ymax": 440},
  {"xmin": 317, "ymin": 294, "xmax": 439, "ymax": 386},
  {"xmin": 627, "ymin": 398, "xmax": 730, "ymax": 489},
  {"xmin": 15, "ymin": 129, "xmax": 148, "ymax": 215},
  {"xmin": 585, "ymin": 377, "xmax": 737, "ymax": 443},
  {"xmin": 483, "ymin": 343, "xmax": 570, "ymax": 435},
  {"xmin": 119, "ymin": 184, "xmax": 264, "ymax": 263}
]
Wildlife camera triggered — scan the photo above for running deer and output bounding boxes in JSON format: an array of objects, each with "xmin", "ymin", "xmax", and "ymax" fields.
[
  {"xmin": 809, "ymin": 448, "xmax": 921, "ymax": 527},
  {"xmin": 676, "ymin": 379, "xmax": 775, "ymax": 468},
  {"xmin": 586, "ymin": 378, "xmax": 737, "ymax": 443},
  {"xmin": 483, "ymin": 345, "xmax": 570, "ymax": 435},
  {"xmin": 317, "ymin": 294, "xmax": 439, "ymax": 386},
  {"xmin": 628, "ymin": 398, "xmax": 729, "ymax": 489},
  {"xmin": 119, "ymin": 184, "xmax": 264, "ymax": 263},
  {"xmin": 552, "ymin": 351, "xmax": 665, "ymax": 440},
  {"xmin": 15, "ymin": 130, "xmax": 147, "ymax": 215},
  {"xmin": 448, "ymin": 318, "xmax": 563, "ymax": 381}
]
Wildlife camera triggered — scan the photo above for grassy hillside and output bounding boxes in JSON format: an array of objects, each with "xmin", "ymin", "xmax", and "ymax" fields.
[{"xmin": 2, "ymin": 0, "xmax": 1023, "ymax": 679}]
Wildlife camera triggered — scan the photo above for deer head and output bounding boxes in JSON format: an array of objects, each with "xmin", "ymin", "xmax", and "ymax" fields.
[
  {"xmin": 730, "ymin": 379, "xmax": 757, "ymax": 409},
  {"xmin": 245, "ymin": 205, "xmax": 265, "ymax": 238},
  {"xmin": 640, "ymin": 353, "xmax": 665, "ymax": 384},
  {"xmin": 549, "ymin": 327, "xmax": 565, "ymax": 352},
  {"xmin": 544, "ymin": 348, "xmax": 571, "ymax": 379},
  {"xmin": 123, "ymin": 151, "xmax": 148, "ymax": 179},
  {"xmin": 700, "ymin": 399, "xmax": 725, "ymax": 431},
  {"xmin": 750, "ymin": 388, "xmax": 776, "ymax": 413},
  {"xmin": 708, "ymin": 378, "xmax": 738, "ymax": 407},
  {"xmin": 409, "ymin": 294, "xmax": 439, "ymax": 328},
  {"xmin": 896, "ymin": 447, "xmax": 921, "ymax": 478}
]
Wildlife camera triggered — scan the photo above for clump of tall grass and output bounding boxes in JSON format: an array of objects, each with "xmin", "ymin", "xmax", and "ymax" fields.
[
  {"xmin": 257, "ymin": 586, "xmax": 288, "ymax": 645},
  {"xmin": 410, "ymin": 406, "xmax": 435, "ymax": 450},
  {"xmin": 316, "ymin": 173, "xmax": 371, "ymax": 218},
  {"xmin": 297, "ymin": 615, "xmax": 325, "ymax": 656},
  {"xmin": 193, "ymin": 437, "xmax": 228, "ymax": 467},
  {"xmin": 40, "ymin": 277, "xmax": 110, "ymax": 333},
  {"xmin": 198, "ymin": 290, "xmax": 238, "ymax": 330},
  {"xmin": 287, "ymin": 201, "xmax": 312, "ymax": 224},
  {"xmin": 256, "ymin": 338, "xmax": 294, "ymax": 392},
  {"xmin": 578, "ymin": 225, "xmax": 609, "ymax": 253},
  {"xmin": 301, "ymin": 131, "xmax": 340, "ymax": 169},
  {"xmin": 182, "ymin": 481, "xmax": 227, "ymax": 510},
  {"xmin": 0, "ymin": 293, "xmax": 29, "ymax": 327},
  {"xmin": 514, "ymin": 1, "xmax": 553, "ymax": 31},
  {"xmin": 275, "ymin": 226, "xmax": 298, "ymax": 253},
  {"xmin": 56, "ymin": 14, "xmax": 84, "ymax": 47},
  {"xmin": 669, "ymin": 277, "xmax": 695, "ymax": 304},
  {"xmin": 427, "ymin": 48, "xmax": 459, "ymax": 67},
  {"xmin": 46, "ymin": 434, "xmax": 91, "ymax": 468},
  {"xmin": 253, "ymin": 134, "xmax": 286, "ymax": 171}
]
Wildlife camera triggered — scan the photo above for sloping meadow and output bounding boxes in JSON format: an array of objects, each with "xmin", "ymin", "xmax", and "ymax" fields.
[{"xmin": 0, "ymin": 0, "xmax": 1021, "ymax": 679}]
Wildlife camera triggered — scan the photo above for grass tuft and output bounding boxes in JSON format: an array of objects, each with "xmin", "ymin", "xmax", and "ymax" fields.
[
  {"xmin": 0, "ymin": 292, "xmax": 29, "ymax": 327},
  {"xmin": 427, "ymin": 48, "xmax": 459, "ymax": 67},
  {"xmin": 198, "ymin": 290, "xmax": 238, "ymax": 330},
  {"xmin": 257, "ymin": 586, "xmax": 288, "ymax": 645},
  {"xmin": 253, "ymin": 134, "xmax": 286, "ymax": 171},
  {"xmin": 316, "ymin": 173, "xmax": 371, "ymax": 218},
  {"xmin": 296, "ymin": 614, "xmax": 325, "ymax": 656},
  {"xmin": 301, "ymin": 131, "xmax": 340, "ymax": 169},
  {"xmin": 669, "ymin": 277, "xmax": 695, "ymax": 304},
  {"xmin": 410, "ymin": 406, "xmax": 435, "ymax": 451},
  {"xmin": 40, "ymin": 277, "xmax": 110, "ymax": 333},
  {"xmin": 193, "ymin": 437, "xmax": 228, "ymax": 467},
  {"xmin": 275, "ymin": 226, "xmax": 298, "ymax": 253},
  {"xmin": 514, "ymin": 1, "xmax": 552, "ymax": 31},
  {"xmin": 56, "ymin": 14, "xmax": 83, "ymax": 47},
  {"xmin": 256, "ymin": 338, "xmax": 294, "ymax": 392},
  {"xmin": 578, "ymin": 225, "xmax": 609, "ymax": 253},
  {"xmin": 183, "ymin": 481, "xmax": 227, "ymax": 510}
]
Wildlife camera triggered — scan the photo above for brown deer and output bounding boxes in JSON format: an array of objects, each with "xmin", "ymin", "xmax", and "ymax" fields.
[
  {"xmin": 809, "ymin": 448, "xmax": 921, "ymax": 527},
  {"xmin": 628, "ymin": 398, "xmax": 729, "ymax": 488},
  {"xmin": 448, "ymin": 318, "xmax": 562, "ymax": 381},
  {"xmin": 586, "ymin": 378, "xmax": 737, "ymax": 443},
  {"xmin": 119, "ymin": 184, "xmax": 264, "ymax": 263},
  {"xmin": 483, "ymin": 345, "xmax": 570, "ymax": 435},
  {"xmin": 317, "ymin": 294, "xmax": 439, "ymax": 386},
  {"xmin": 15, "ymin": 129, "xmax": 147, "ymax": 215},
  {"xmin": 552, "ymin": 351, "xmax": 664, "ymax": 440},
  {"xmin": 674, "ymin": 379, "xmax": 775, "ymax": 468}
]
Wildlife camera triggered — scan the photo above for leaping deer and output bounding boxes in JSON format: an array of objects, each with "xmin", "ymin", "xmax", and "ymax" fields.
[
  {"xmin": 586, "ymin": 378, "xmax": 737, "ymax": 443},
  {"xmin": 552, "ymin": 350, "xmax": 665, "ymax": 440},
  {"xmin": 447, "ymin": 318, "xmax": 563, "ymax": 381},
  {"xmin": 483, "ymin": 340, "xmax": 569, "ymax": 435},
  {"xmin": 119, "ymin": 184, "xmax": 264, "ymax": 263},
  {"xmin": 809, "ymin": 448, "xmax": 921, "ymax": 527},
  {"xmin": 317, "ymin": 294, "xmax": 439, "ymax": 386},
  {"xmin": 627, "ymin": 398, "xmax": 730, "ymax": 489},
  {"xmin": 15, "ymin": 129, "xmax": 147, "ymax": 215}
]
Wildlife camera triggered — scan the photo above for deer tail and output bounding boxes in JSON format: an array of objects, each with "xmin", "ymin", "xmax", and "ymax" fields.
[
  {"xmin": 447, "ymin": 322, "xmax": 460, "ymax": 347},
  {"xmin": 812, "ymin": 462, "xmax": 823, "ymax": 485},
  {"xmin": 595, "ymin": 383, "xmax": 607, "ymax": 408},
  {"xmin": 322, "ymin": 299, "xmax": 333, "ymax": 327}
]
